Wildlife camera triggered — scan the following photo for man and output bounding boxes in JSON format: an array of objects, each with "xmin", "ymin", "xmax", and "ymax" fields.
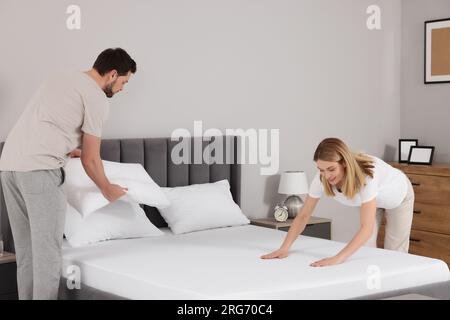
[{"xmin": 0, "ymin": 48, "xmax": 136, "ymax": 300}]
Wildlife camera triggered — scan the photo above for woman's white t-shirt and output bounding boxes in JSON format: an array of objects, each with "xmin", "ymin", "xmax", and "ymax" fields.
[{"xmin": 308, "ymin": 155, "xmax": 408, "ymax": 210}]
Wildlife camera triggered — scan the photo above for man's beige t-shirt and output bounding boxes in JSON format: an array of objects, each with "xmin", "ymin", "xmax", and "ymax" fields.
[{"xmin": 0, "ymin": 72, "xmax": 109, "ymax": 172}]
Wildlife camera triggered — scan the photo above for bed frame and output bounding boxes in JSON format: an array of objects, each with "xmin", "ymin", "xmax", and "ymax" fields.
[{"xmin": 1, "ymin": 136, "xmax": 449, "ymax": 300}]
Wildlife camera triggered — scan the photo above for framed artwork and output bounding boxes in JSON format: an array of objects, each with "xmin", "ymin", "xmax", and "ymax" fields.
[
  {"xmin": 425, "ymin": 18, "xmax": 450, "ymax": 84},
  {"xmin": 408, "ymin": 146, "xmax": 435, "ymax": 165},
  {"xmin": 399, "ymin": 139, "xmax": 418, "ymax": 163}
]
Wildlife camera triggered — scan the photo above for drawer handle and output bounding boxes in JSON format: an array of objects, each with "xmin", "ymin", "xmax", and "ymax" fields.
[
  {"xmin": 410, "ymin": 238, "xmax": 421, "ymax": 243},
  {"xmin": 413, "ymin": 210, "xmax": 422, "ymax": 214},
  {"xmin": 411, "ymin": 182, "xmax": 421, "ymax": 186}
]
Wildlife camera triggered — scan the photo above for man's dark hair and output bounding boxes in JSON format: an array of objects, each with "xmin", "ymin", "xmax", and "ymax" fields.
[{"xmin": 93, "ymin": 48, "xmax": 137, "ymax": 76}]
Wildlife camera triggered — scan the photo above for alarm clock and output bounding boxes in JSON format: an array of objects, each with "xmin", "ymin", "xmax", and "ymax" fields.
[{"xmin": 273, "ymin": 205, "xmax": 289, "ymax": 222}]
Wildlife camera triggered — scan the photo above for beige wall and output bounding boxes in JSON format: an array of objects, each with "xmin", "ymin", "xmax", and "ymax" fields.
[
  {"xmin": 401, "ymin": 0, "xmax": 450, "ymax": 163},
  {"xmin": 0, "ymin": 0, "xmax": 402, "ymax": 242}
]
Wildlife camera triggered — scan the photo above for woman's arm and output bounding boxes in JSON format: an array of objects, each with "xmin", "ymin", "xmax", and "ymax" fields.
[
  {"xmin": 310, "ymin": 198, "xmax": 377, "ymax": 267},
  {"xmin": 261, "ymin": 195, "xmax": 320, "ymax": 259}
]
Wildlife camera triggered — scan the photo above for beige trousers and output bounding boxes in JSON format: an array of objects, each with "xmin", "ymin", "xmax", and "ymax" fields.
[{"xmin": 366, "ymin": 178, "xmax": 415, "ymax": 253}]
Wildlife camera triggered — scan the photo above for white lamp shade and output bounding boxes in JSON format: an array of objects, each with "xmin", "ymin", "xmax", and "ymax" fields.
[{"xmin": 278, "ymin": 171, "xmax": 309, "ymax": 195}]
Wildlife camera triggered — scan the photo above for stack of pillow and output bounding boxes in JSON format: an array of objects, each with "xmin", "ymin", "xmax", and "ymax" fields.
[{"xmin": 63, "ymin": 159, "xmax": 249, "ymax": 247}]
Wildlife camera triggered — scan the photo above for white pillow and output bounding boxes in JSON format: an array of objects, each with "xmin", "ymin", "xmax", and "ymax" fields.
[
  {"xmin": 64, "ymin": 201, "xmax": 164, "ymax": 247},
  {"xmin": 64, "ymin": 158, "xmax": 170, "ymax": 217},
  {"xmin": 158, "ymin": 179, "xmax": 249, "ymax": 234}
]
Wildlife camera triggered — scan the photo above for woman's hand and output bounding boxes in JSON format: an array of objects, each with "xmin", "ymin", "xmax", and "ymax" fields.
[
  {"xmin": 310, "ymin": 255, "xmax": 345, "ymax": 267},
  {"xmin": 310, "ymin": 200, "xmax": 376, "ymax": 268},
  {"xmin": 260, "ymin": 249, "xmax": 289, "ymax": 259}
]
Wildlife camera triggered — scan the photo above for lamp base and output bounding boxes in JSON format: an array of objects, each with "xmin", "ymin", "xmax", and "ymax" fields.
[{"xmin": 283, "ymin": 195, "xmax": 304, "ymax": 218}]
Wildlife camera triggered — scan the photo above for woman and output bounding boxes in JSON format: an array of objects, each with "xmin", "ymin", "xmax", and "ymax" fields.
[{"xmin": 261, "ymin": 138, "xmax": 414, "ymax": 267}]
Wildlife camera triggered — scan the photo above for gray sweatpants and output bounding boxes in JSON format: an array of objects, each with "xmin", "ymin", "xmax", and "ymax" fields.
[{"xmin": 0, "ymin": 168, "xmax": 66, "ymax": 300}]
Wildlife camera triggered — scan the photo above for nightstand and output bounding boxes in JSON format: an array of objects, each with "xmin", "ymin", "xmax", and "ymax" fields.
[
  {"xmin": 0, "ymin": 252, "xmax": 18, "ymax": 300},
  {"xmin": 250, "ymin": 217, "xmax": 332, "ymax": 240}
]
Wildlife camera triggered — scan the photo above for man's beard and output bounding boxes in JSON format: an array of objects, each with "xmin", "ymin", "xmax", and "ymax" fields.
[{"xmin": 103, "ymin": 80, "xmax": 116, "ymax": 98}]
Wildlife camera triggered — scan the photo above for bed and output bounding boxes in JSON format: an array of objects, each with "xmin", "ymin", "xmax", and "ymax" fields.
[
  {"xmin": 59, "ymin": 224, "xmax": 449, "ymax": 300},
  {"xmin": 1, "ymin": 136, "xmax": 449, "ymax": 300}
]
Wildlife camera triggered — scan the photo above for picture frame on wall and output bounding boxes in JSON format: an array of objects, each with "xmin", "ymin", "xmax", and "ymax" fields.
[
  {"xmin": 408, "ymin": 146, "xmax": 435, "ymax": 165},
  {"xmin": 399, "ymin": 139, "xmax": 418, "ymax": 163},
  {"xmin": 425, "ymin": 18, "xmax": 450, "ymax": 84}
]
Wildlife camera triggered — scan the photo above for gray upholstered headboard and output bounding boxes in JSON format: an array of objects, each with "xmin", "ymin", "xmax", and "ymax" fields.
[{"xmin": 0, "ymin": 136, "xmax": 241, "ymax": 253}]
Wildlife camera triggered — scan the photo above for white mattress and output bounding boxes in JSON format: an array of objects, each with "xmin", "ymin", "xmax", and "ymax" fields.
[{"xmin": 61, "ymin": 225, "xmax": 449, "ymax": 299}]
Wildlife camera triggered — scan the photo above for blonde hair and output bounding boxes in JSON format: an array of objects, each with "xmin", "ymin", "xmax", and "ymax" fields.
[{"xmin": 313, "ymin": 138, "xmax": 375, "ymax": 199}]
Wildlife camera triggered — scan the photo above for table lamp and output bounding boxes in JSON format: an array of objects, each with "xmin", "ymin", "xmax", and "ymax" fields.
[{"xmin": 278, "ymin": 171, "xmax": 309, "ymax": 218}]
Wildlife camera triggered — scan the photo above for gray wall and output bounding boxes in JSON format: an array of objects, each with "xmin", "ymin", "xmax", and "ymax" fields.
[
  {"xmin": 0, "ymin": 0, "xmax": 402, "ymax": 242},
  {"xmin": 401, "ymin": 0, "xmax": 450, "ymax": 162}
]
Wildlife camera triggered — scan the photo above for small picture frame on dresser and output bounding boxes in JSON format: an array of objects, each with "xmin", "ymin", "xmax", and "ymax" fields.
[
  {"xmin": 399, "ymin": 139, "xmax": 418, "ymax": 163},
  {"xmin": 408, "ymin": 146, "xmax": 435, "ymax": 165}
]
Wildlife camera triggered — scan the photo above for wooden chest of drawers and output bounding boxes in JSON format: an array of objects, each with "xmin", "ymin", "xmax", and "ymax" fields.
[{"xmin": 377, "ymin": 162, "xmax": 450, "ymax": 267}]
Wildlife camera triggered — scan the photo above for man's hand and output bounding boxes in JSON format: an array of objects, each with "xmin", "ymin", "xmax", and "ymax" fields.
[
  {"xmin": 69, "ymin": 149, "xmax": 82, "ymax": 158},
  {"xmin": 102, "ymin": 183, "xmax": 128, "ymax": 202},
  {"xmin": 80, "ymin": 133, "xmax": 126, "ymax": 203}
]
